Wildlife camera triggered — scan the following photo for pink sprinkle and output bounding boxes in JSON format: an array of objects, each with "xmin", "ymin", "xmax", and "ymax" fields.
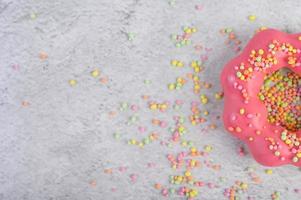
[
  {"xmin": 167, "ymin": 154, "xmax": 173, "ymax": 160},
  {"xmin": 118, "ymin": 166, "xmax": 127, "ymax": 172},
  {"xmin": 191, "ymin": 101, "xmax": 199, "ymax": 106},
  {"xmin": 147, "ymin": 162, "xmax": 156, "ymax": 168},
  {"xmin": 233, "ymin": 82, "xmax": 238, "ymax": 88},
  {"xmin": 207, "ymin": 183, "xmax": 214, "ymax": 188},
  {"xmin": 195, "ymin": 5, "xmax": 203, "ymax": 10},
  {"xmin": 138, "ymin": 126, "xmax": 146, "ymax": 133},
  {"xmin": 194, "ymin": 44, "xmax": 203, "ymax": 51},
  {"xmin": 195, "ymin": 181, "xmax": 204, "ymax": 187},
  {"xmin": 12, "ymin": 64, "xmax": 20, "ymax": 71},
  {"xmin": 231, "ymin": 114, "xmax": 237, "ymax": 121},
  {"xmin": 160, "ymin": 121, "xmax": 168, "ymax": 128},
  {"xmin": 130, "ymin": 174, "xmax": 138, "ymax": 183},
  {"xmin": 201, "ymin": 55, "xmax": 208, "ymax": 61},
  {"xmin": 205, "ymin": 47, "xmax": 212, "ymax": 52},
  {"xmin": 238, "ymin": 146, "xmax": 246, "ymax": 156},
  {"xmin": 294, "ymin": 189, "xmax": 301, "ymax": 194},
  {"xmin": 131, "ymin": 105, "xmax": 139, "ymax": 112},
  {"xmin": 161, "ymin": 188, "xmax": 168, "ymax": 196},
  {"xmin": 175, "ymin": 99, "xmax": 183, "ymax": 105}
]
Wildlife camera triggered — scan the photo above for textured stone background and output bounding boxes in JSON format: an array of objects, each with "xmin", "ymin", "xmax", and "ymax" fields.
[{"xmin": 1, "ymin": 0, "xmax": 301, "ymax": 200}]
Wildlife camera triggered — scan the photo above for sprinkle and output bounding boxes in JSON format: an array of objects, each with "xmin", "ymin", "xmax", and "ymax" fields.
[
  {"xmin": 154, "ymin": 183, "xmax": 162, "ymax": 190},
  {"xmin": 248, "ymin": 15, "xmax": 257, "ymax": 21},
  {"xmin": 114, "ymin": 132, "xmax": 121, "ymax": 139},
  {"xmin": 91, "ymin": 69, "xmax": 100, "ymax": 77},
  {"xmin": 239, "ymin": 108, "xmax": 245, "ymax": 115},
  {"xmin": 128, "ymin": 32, "xmax": 136, "ymax": 41},
  {"xmin": 30, "ymin": 13, "xmax": 37, "ymax": 19},
  {"xmin": 235, "ymin": 126, "xmax": 242, "ymax": 133},
  {"xmin": 100, "ymin": 76, "xmax": 108, "ymax": 84},
  {"xmin": 204, "ymin": 145, "xmax": 213, "ymax": 152},
  {"xmin": 22, "ymin": 101, "xmax": 30, "ymax": 107},
  {"xmin": 265, "ymin": 169, "xmax": 273, "ymax": 174},
  {"xmin": 215, "ymin": 92, "xmax": 224, "ymax": 100},
  {"xmin": 69, "ymin": 79, "xmax": 77, "ymax": 86},
  {"xmin": 39, "ymin": 51, "xmax": 48, "ymax": 60},
  {"xmin": 89, "ymin": 180, "xmax": 97, "ymax": 187}
]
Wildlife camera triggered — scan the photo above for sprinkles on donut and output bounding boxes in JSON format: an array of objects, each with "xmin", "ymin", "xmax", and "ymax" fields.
[{"xmin": 221, "ymin": 29, "xmax": 301, "ymax": 167}]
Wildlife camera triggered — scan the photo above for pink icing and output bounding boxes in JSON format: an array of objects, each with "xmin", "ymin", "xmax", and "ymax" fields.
[{"xmin": 221, "ymin": 29, "xmax": 301, "ymax": 167}]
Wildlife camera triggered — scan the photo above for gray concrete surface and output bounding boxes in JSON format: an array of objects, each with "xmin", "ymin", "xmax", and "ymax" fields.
[{"xmin": 1, "ymin": 0, "xmax": 301, "ymax": 199}]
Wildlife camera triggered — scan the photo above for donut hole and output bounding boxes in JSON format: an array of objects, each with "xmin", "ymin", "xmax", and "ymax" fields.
[{"xmin": 258, "ymin": 68, "xmax": 301, "ymax": 132}]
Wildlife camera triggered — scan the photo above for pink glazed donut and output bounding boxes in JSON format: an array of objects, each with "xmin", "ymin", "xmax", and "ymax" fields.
[{"xmin": 221, "ymin": 29, "xmax": 301, "ymax": 167}]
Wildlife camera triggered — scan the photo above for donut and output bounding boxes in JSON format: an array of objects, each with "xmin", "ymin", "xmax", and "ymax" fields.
[{"xmin": 221, "ymin": 29, "xmax": 301, "ymax": 167}]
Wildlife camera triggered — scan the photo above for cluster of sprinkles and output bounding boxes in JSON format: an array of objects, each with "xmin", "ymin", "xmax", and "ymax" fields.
[
  {"xmin": 105, "ymin": 23, "xmax": 228, "ymax": 199},
  {"xmin": 154, "ymin": 146, "xmax": 221, "ymax": 199},
  {"xmin": 223, "ymin": 181, "xmax": 249, "ymax": 200},
  {"xmin": 16, "ymin": 7, "xmax": 301, "ymax": 200},
  {"xmin": 259, "ymin": 68, "xmax": 301, "ymax": 131},
  {"xmin": 219, "ymin": 28, "xmax": 242, "ymax": 53},
  {"xmin": 68, "ymin": 68, "xmax": 109, "ymax": 87},
  {"xmin": 90, "ymin": 9, "xmax": 301, "ymax": 199},
  {"xmin": 170, "ymin": 26, "xmax": 197, "ymax": 48}
]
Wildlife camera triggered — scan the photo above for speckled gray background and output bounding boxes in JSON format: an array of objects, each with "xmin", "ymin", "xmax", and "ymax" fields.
[{"xmin": 1, "ymin": 0, "xmax": 301, "ymax": 200}]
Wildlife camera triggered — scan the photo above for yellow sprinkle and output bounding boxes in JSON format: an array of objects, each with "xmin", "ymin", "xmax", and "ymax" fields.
[
  {"xmin": 191, "ymin": 61, "xmax": 198, "ymax": 67},
  {"xmin": 91, "ymin": 69, "xmax": 100, "ymax": 77},
  {"xmin": 185, "ymin": 28, "xmax": 192, "ymax": 34},
  {"xmin": 160, "ymin": 104, "xmax": 168, "ymax": 110},
  {"xmin": 189, "ymin": 189, "xmax": 198, "ymax": 197},
  {"xmin": 248, "ymin": 15, "xmax": 257, "ymax": 21},
  {"xmin": 171, "ymin": 60, "xmax": 178, "ymax": 66},
  {"xmin": 176, "ymin": 61, "xmax": 184, "ymax": 67},
  {"xmin": 129, "ymin": 139, "xmax": 137, "ymax": 145},
  {"xmin": 168, "ymin": 83, "xmax": 175, "ymax": 90},
  {"xmin": 239, "ymin": 108, "xmax": 245, "ymax": 115},
  {"xmin": 240, "ymin": 182, "xmax": 248, "ymax": 190},
  {"xmin": 204, "ymin": 145, "xmax": 213, "ymax": 152},
  {"xmin": 200, "ymin": 95, "xmax": 208, "ymax": 104},
  {"xmin": 190, "ymin": 147, "xmax": 197, "ymax": 153},
  {"xmin": 265, "ymin": 169, "xmax": 273, "ymax": 174},
  {"xmin": 258, "ymin": 49, "xmax": 264, "ymax": 55},
  {"xmin": 215, "ymin": 92, "xmax": 223, "ymax": 100},
  {"xmin": 184, "ymin": 171, "xmax": 191, "ymax": 177},
  {"xmin": 298, "ymin": 36, "xmax": 301, "ymax": 41},
  {"xmin": 150, "ymin": 104, "xmax": 158, "ymax": 110},
  {"xmin": 69, "ymin": 79, "xmax": 77, "ymax": 86}
]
